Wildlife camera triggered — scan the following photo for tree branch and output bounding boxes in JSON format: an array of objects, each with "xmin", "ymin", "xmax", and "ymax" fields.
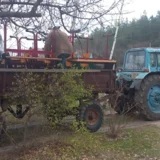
[
  {"xmin": 0, "ymin": 0, "xmax": 43, "ymax": 18},
  {"xmin": 30, "ymin": 0, "xmax": 43, "ymax": 14},
  {"xmin": 0, "ymin": 1, "xmax": 65, "ymax": 8},
  {"xmin": 0, "ymin": 12, "xmax": 41, "ymax": 18}
]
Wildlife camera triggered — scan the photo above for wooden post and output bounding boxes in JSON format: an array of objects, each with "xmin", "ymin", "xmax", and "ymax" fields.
[{"xmin": 110, "ymin": 0, "xmax": 124, "ymax": 60}]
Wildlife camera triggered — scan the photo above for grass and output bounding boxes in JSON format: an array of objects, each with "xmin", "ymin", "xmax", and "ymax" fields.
[
  {"xmin": 101, "ymin": 127, "xmax": 160, "ymax": 158},
  {"xmin": 62, "ymin": 126, "xmax": 160, "ymax": 159},
  {"xmin": 1, "ymin": 125, "xmax": 160, "ymax": 160}
]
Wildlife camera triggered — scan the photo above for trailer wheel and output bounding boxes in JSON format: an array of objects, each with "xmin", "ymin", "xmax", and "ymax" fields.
[
  {"xmin": 78, "ymin": 102, "xmax": 103, "ymax": 132},
  {"xmin": 136, "ymin": 74, "xmax": 160, "ymax": 120},
  {"xmin": 0, "ymin": 114, "xmax": 6, "ymax": 140}
]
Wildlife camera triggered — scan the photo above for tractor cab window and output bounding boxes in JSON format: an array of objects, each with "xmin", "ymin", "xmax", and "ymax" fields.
[
  {"xmin": 124, "ymin": 51, "xmax": 145, "ymax": 70},
  {"xmin": 157, "ymin": 54, "xmax": 160, "ymax": 67},
  {"xmin": 150, "ymin": 53, "xmax": 157, "ymax": 67}
]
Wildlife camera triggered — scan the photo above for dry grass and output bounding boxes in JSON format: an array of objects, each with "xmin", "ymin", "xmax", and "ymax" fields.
[{"xmin": 1, "ymin": 125, "xmax": 160, "ymax": 160}]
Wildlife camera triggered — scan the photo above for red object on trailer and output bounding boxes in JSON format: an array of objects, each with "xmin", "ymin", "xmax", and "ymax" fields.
[
  {"xmin": 5, "ymin": 49, "xmax": 52, "ymax": 56},
  {"xmin": 78, "ymin": 36, "xmax": 93, "ymax": 53},
  {"xmin": 4, "ymin": 23, "xmax": 115, "ymax": 62},
  {"xmin": 10, "ymin": 36, "xmax": 28, "ymax": 56}
]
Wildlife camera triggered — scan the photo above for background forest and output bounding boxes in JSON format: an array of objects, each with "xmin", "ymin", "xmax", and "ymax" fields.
[{"xmin": 75, "ymin": 11, "xmax": 160, "ymax": 66}]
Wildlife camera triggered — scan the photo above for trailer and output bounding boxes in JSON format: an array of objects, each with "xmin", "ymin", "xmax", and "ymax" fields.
[
  {"xmin": 0, "ymin": 26, "xmax": 119, "ymax": 139},
  {"xmin": 0, "ymin": 62, "xmax": 116, "ymax": 138}
]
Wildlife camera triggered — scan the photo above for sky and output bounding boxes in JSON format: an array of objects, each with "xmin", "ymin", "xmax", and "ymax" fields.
[
  {"xmin": 1, "ymin": 0, "xmax": 160, "ymax": 51},
  {"xmin": 124, "ymin": 0, "xmax": 160, "ymax": 20}
]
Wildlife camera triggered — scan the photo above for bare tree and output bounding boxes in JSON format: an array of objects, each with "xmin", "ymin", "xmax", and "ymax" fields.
[{"xmin": 0, "ymin": 0, "xmax": 124, "ymax": 34}]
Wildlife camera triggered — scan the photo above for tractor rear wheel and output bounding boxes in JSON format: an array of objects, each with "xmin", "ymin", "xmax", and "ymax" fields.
[
  {"xmin": 77, "ymin": 102, "xmax": 103, "ymax": 132},
  {"xmin": 136, "ymin": 74, "xmax": 160, "ymax": 120}
]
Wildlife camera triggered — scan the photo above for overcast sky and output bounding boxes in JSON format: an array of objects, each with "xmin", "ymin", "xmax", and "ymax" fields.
[{"xmin": 124, "ymin": 0, "xmax": 160, "ymax": 20}]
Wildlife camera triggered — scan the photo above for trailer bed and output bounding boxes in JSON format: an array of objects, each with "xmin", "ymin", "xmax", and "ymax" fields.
[{"xmin": 0, "ymin": 69, "xmax": 116, "ymax": 96}]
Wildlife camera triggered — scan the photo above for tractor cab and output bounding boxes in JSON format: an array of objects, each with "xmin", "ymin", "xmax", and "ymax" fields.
[
  {"xmin": 115, "ymin": 48, "xmax": 160, "ymax": 120},
  {"xmin": 117, "ymin": 48, "xmax": 160, "ymax": 89}
]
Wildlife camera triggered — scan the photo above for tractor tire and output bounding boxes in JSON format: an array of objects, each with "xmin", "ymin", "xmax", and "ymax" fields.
[
  {"xmin": 0, "ymin": 114, "xmax": 6, "ymax": 140},
  {"xmin": 136, "ymin": 74, "xmax": 160, "ymax": 120},
  {"xmin": 77, "ymin": 102, "xmax": 103, "ymax": 132}
]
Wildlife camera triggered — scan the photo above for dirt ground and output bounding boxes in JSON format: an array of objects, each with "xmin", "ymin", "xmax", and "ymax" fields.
[{"xmin": 102, "ymin": 112, "xmax": 160, "ymax": 130}]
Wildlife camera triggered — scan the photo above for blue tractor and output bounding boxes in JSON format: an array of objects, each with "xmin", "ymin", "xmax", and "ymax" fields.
[{"xmin": 115, "ymin": 47, "xmax": 160, "ymax": 120}]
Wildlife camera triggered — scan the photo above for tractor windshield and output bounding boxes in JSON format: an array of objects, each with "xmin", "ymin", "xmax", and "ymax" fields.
[{"xmin": 124, "ymin": 50, "xmax": 145, "ymax": 70}]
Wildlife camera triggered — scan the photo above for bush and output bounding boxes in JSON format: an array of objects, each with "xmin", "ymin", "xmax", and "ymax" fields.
[
  {"xmin": 107, "ymin": 115, "xmax": 129, "ymax": 139},
  {"xmin": 5, "ymin": 68, "xmax": 93, "ymax": 127}
]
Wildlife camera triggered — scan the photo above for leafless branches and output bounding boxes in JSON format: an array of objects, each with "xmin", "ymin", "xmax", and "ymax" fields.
[
  {"xmin": 0, "ymin": 0, "xmax": 126, "ymax": 34},
  {"xmin": 0, "ymin": 0, "xmax": 42, "ymax": 17}
]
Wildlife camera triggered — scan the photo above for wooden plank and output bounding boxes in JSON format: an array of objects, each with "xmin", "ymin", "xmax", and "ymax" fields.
[
  {"xmin": 6, "ymin": 56, "xmax": 61, "ymax": 61},
  {"xmin": 68, "ymin": 58, "xmax": 116, "ymax": 63},
  {"xmin": 6, "ymin": 56, "xmax": 116, "ymax": 63},
  {"xmin": 0, "ymin": 68, "xmax": 103, "ymax": 73}
]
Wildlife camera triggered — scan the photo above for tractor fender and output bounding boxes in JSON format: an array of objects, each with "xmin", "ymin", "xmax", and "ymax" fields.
[
  {"xmin": 130, "ymin": 72, "xmax": 148, "ymax": 90},
  {"xmin": 130, "ymin": 72, "xmax": 160, "ymax": 90},
  {"xmin": 141, "ymin": 72, "xmax": 160, "ymax": 81}
]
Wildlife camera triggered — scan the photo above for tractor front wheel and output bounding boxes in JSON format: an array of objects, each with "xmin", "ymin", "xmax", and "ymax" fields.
[{"xmin": 136, "ymin": 74, "xmax": 160, "ymax": 120}]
